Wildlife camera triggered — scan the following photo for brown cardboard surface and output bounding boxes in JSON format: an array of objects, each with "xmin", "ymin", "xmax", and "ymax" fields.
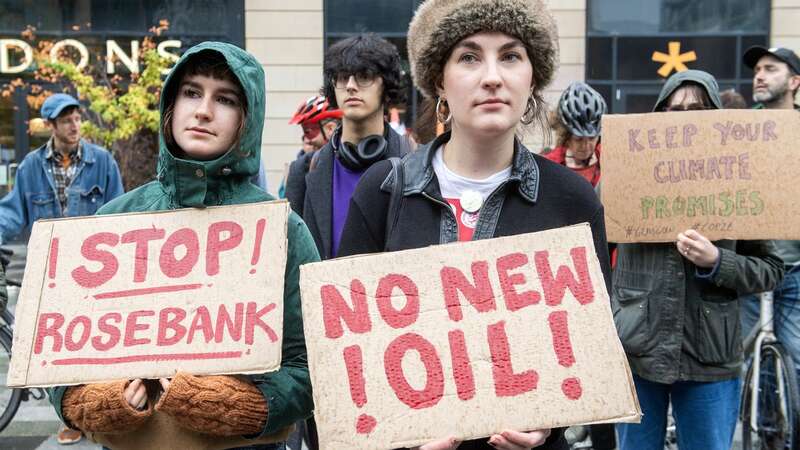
[
  {"xmin": 8, "ymin": 201, "xmax": 289, "ymax": 387},
  {"xmin": 601, "ymin": 109, "xmax": 800, "ymax": 242},
  {"xmin": 299, "ymin": 224, "xmax": 640, "ymax": 450}
]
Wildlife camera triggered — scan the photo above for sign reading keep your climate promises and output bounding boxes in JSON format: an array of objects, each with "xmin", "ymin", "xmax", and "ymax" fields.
[{"xmin": 602, "ymin": 109, "xmax": 800, "ymax": 242}]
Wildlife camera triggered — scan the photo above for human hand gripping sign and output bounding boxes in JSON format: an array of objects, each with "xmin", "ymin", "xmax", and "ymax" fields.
[{"xmin": 676, "ymin": 229, "xmax": 720, "ymax": 268}]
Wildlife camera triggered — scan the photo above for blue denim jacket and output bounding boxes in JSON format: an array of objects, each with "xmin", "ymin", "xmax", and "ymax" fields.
[{"xmin": 0, "ymin": 140, "xmax": 124, "ymax": 244}]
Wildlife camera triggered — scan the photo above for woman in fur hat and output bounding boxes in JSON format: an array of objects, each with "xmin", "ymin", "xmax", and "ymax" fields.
[{"xmin": 338, "ymin": 1, "xmax": 611, "ymax": 449}]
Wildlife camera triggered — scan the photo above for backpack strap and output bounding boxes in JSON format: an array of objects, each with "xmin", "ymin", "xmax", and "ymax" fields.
[{"xmin": 385, "ymin": 156, "xmax": 404, "ymax": 250}]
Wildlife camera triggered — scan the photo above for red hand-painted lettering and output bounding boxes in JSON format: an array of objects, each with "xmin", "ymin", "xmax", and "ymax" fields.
[
  {"xmin": 321, "ymin": 281, "xmax": 371, "ymax": 339},
  {"xmin": 71, "ymin": 232, "xmax": 120, "ymax": 289},
  {"xmin": 497, "ymin": 252, "xmax": 541, "ymax": 311},
  {"xmin": 488, "ymin": 320, "xmax": 538, "ymax": 397},
  {"xmin": 206, "ymin": 221, "xmax": 244, "ymax": 276},
  {"xmin": 535, "ymin": 247, "xmax": 595, "ymax": 306},
  {"xmin": 440, "ymin": 261, "xmax": 495, "ymax": 322},
  {"xmin": 121, "ymin": 228, "xmax": 166, "ymax": 283},
  {"xmin": 384, "ymin": 333, "xmax": 444, "ymax": 410},
  {"xmin": 376, "ymin": 274, "xmax": 420, "ymax": 329}
]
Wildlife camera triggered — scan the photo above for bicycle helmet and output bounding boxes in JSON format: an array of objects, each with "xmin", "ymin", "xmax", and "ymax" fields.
[
  {"xmin": 557, "ymin": 82, "xmax": 607, "ymax": 138},
  {"xmin": 289, "ymin": 95, "xmax": 343, "ymax": 125}
]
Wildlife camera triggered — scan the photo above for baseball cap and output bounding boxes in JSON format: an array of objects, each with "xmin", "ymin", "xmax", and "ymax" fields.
[
  {"xmin": 40, "ymin": 93, "xmax": 81, "ymax": 120},
  {"xmin": 743, "ymin": 46, "xmax": 800, "ymax": 75}
]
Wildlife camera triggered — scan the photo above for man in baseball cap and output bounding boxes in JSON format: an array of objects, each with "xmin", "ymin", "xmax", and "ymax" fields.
[
  {"xmin": 0, "ymin": 94, "xmax": 124, "ymax": 445},
  {"xmin": 40, "ymin": 93, "xmax": 81, "ymax": 119},
  {"xmin": 743, "ymin": 45, "xmax": 800, "ymax": 109},
  {"xmin": 741, "ymin": 44, "xmax": 800, "ymax": 412}
]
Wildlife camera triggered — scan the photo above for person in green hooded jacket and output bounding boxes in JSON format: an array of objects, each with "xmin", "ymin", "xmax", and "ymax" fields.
[
  {"xmin": 46, "ymin": 42, "xmax": 319, "ymax": 449},
  {"xmin": 613, "ymin": 69, "xmax": 783, "ymax": 450}
]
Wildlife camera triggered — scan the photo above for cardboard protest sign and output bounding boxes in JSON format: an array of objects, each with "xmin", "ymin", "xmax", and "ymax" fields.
[
  {"xmin": 601, "ymin": 109, "xmax": 800, "ymax": 243},
  {"xmin": 8, "ymin": 201, "xmax": 289, "ymax": 387},
  {"xmin": 300, "ymin": 224, "xmax": 640, "ymax": 449}
]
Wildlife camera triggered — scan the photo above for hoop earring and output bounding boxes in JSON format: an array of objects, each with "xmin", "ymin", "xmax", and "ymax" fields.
[
  {"xmin": 436, "ymin": 97, "xmax": 452, "ymax": 124},
  {"xmin": 521, "ymin": 94, "xmax": 538, "ymax": 125}
]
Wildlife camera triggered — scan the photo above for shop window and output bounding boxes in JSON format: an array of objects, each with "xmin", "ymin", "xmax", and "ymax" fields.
[
  {"xmin": 589, "ymin": 0, "xmax": 769, "ymax": 34},
  {"xmin": 0, "ymin": 0, "xmax": 243, "ymax": 44},
  {"xmin": 587, "ymin": 0, "xmax": 769, "ymax": 113}
]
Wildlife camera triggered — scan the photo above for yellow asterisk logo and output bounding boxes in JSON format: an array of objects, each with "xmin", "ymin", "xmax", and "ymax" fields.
[{"xmin": 652, "ymin": 42, "xmax": 697, "ymax": 77}]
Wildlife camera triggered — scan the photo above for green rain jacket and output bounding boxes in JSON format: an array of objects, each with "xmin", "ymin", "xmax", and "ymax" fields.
[{"xmin": 48, "ymin": 42, "xmax": 320, "ymax": 437}]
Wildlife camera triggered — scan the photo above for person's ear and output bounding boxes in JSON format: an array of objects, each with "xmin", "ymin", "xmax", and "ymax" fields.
[
  {"xmin": 435, "ymin": 75, "xmax": 446, "ymax": 99},
  {"xmin": 790, "ymin": 74, "xmax": 800, "ymax": 93},
  {"xmin": 45, "ymin": 120, "xmax": 56, "ymax": 132},
  {"xmin": 324, "ymin": 120, "xmax": 338, "ymax": 135}
]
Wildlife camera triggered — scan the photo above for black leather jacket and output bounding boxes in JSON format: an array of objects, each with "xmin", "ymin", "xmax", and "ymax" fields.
[{"xmin": 339, "ymin": 132, "xmax": 613, "ymax": 450}]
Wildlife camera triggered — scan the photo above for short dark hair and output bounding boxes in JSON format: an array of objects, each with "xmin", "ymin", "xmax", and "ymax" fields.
[
  {"xmin": 48, "ymin": 105, "xmax": 80, "ymax": 125},
  {"xmin": 322, "ymin": 34, "xmax": 405, "ymax": 109}
]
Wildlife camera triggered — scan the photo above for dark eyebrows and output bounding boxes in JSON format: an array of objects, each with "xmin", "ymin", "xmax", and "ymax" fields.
[
  {"xmin": 453, "ymin": 40, "xmax": 482, "ymax": 52},
  {"xmin": 452, "ymin": 38, "xmax": 525, "ymax": 53},
  {"xmin": 179, "ymin": 79, "xmax": 242, "ymax": 97},
  {"xmin": 499, "ymin": 39, "xmax": 525, "ymax": 52}
]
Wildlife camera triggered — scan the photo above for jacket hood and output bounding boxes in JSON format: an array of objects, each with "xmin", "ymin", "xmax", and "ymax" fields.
[
  {"xmin": 157, "ymin": 41, "xmax": 266, "ymax": 207},
  {"xmin": 653, "ymin": 69, "xmax": 722, "ymax": 112}
]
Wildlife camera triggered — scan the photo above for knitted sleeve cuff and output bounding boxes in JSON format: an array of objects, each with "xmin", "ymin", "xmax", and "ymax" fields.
[
  {"xmin": 61, "ymin": 381, "xmax": 152, "ymax": 434},
  {"xmin": 712, "ymin": 247, "xmax": 738, "ymax": 289},
  {"xmin": 155, "ymin": 372, "xmax": 268, "ymax": 437}
]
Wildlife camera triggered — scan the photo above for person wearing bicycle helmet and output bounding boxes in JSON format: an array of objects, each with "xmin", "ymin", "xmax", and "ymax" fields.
[
  {"xmin": 278, "ymin": 96, "xmax": 341, "ymax": 199},
  {"xmin": 543, "ymin": 82, "xmax": 605, "ymax": 188},
  {"xmin": 280, "ymin": 95, "xmax": 342, "ymax": 199},
  {"xmin": 613, "ymin": 70, "xmax": 783, "ymax": 450},
  {"xmin": 290, "ymin": 95, "xmax": 342, "ymax": 152}
]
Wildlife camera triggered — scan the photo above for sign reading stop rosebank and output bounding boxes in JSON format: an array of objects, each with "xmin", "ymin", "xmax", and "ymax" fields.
[{"xmin": 8, "ymin": 201, "xmax": 289, "ymax": 388}]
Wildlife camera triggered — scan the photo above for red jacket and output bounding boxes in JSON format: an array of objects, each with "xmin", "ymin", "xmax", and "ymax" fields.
[{"xmin": 541, "ymin": 144, "xmax": 601, "ymax": 187}]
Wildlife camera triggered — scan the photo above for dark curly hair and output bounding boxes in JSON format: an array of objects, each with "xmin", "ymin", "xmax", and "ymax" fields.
[{"xmin": 322, "ymin": 34, "xmax": 406, "ymax": 109}]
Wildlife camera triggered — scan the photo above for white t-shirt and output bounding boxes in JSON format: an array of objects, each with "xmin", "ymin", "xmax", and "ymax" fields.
[{"xmin": 432, "ymin": 147, "xmax": 512, "ymax": 241}]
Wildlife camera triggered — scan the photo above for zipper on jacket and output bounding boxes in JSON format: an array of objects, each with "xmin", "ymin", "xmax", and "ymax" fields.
[{"xmin": 421, "ymin": 191, "xmax": 455, "ymax": 217}]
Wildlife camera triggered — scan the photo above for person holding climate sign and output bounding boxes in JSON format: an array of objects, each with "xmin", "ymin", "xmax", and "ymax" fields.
[
  {"xmin": 333, "ymin": 0, "xmax": 624, "ymax": 449},
  {"xmin": 40, "ymin": 42, "xmax": 320, "ymax": 449},
  {"xmin": 611, "ymin": 70, "xmax": 784, "ymax": 450}
]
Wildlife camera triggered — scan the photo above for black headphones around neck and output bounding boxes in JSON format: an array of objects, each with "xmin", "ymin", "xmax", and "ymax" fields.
[{"xmin": 331, "ymin": 125, "xmax": 388, "ymax": 171}]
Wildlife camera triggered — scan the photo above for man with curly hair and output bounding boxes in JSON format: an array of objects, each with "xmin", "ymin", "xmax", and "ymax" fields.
[{"xmin": 285, "ymin": 34, "xmax": 409, "ymax": 261}]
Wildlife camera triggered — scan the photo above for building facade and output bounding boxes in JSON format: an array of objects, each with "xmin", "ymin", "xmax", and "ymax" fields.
[{"xmin": 0, "ymin": 0, "xmax": 796, "ymax": 196}]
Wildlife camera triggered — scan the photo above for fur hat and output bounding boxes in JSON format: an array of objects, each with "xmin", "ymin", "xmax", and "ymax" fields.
[{"xmin": 408, "ymin": 0, "xmax": 559, "ymax": 99}]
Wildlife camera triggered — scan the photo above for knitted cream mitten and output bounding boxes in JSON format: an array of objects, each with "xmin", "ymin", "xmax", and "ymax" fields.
[
  {"xmin": 155, "ymin": 371, "xmax": 268, "ymax": 436},
  {"xmin": 62, "ymin": 381, "xmax": 152, "ymax": 433}
]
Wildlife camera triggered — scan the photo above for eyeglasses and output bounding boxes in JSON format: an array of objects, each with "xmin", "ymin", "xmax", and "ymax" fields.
[
  {"xmin": 333, "ymin": 72, "xmax": 377, "ymax": 89},
  {"xmin": 664, "ymin": 104, "xmax": 710, "ymax": 112}
]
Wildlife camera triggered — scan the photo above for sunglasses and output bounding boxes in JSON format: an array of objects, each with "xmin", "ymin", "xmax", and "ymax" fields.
[{"xmin": 333, "ymin": 72, "xmax": 377, "ymax": 89}]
